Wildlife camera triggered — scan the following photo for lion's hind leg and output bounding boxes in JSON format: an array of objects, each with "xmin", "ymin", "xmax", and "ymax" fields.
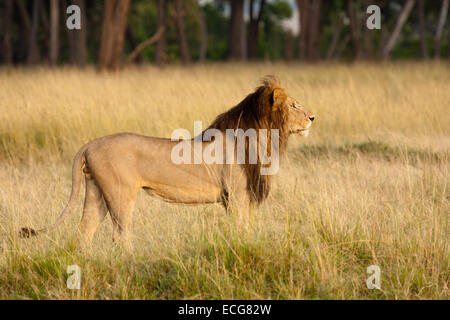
[
  {"xmin": 78, "ymin": 177, "xmax": 108, "ymax": 246},
  {"xmin": 100, "ymin": 185, "xmax": 138, "ymax": 249}
]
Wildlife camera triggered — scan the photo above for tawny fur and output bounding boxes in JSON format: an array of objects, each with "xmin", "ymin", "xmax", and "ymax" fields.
[{"xmin": 21, "ymin": 76, "xmax": 315, "ymax": 246}]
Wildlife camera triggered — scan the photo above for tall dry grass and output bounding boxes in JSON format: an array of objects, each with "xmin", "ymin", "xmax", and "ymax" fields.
[{"xmin": 0, "ymin": 62, "xmax": 448, "ymax": 299}]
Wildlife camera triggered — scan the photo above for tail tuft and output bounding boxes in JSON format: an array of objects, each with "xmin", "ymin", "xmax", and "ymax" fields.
[{"xmin": 20, "ymin": 227, "xmax": 38, "ymax": 238}]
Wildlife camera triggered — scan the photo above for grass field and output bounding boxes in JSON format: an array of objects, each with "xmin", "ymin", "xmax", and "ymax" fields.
[{"xmin": 0, "ymin": 62, "xmax": 448, "ymax": 299}]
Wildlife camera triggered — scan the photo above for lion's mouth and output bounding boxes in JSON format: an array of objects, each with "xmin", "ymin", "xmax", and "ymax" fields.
[{"xmin": 295, "ymin": 129, "xmax": 309, "ymax": 137}]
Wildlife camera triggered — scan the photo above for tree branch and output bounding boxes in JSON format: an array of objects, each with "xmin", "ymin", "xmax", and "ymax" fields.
[{"xmin": 125, "ymin": 26, "xmax": 165, "ymax": 64}]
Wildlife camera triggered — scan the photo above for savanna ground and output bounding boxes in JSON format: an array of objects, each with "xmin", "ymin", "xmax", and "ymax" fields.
[{"xmin": 0, "ymin": 62, "xmax": 448, "ymax": 299}]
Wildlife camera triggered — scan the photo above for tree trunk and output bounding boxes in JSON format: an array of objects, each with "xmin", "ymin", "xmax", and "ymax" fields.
[
  {"xmin": 110, "ymin": 0, "xmax": 131, "ymax": 70},
  {"xmin": 348, "ymin": 0, "xmax": 362, "ymax": 60},
  {"xmin": 14, "ymin": 0, "xmax": 32, "ymax": 62},
  {"xmin": 174, "ymin": 0, "xmax": 190, "ymax": 64},
  {"xmin": 27, "ymin": 0, "xmax": 42, "ymax": 65},
  {"xmin": 2, "ymin": 0, "xmax": 13, "ymax": 64},
  {"xmin": 335, "ymin": 34, "xmax": 350, "ymax": 60},
  {"xmin": 297, "ymin": 0, "xmax": 309, "ymax": 60},
  {"xmin": 307, "ymin": 0, "xmax": 322, "ymax": 61},
  {"xmin": 379, "ymin": 25, "xmax": 390, "ymax": 57},
  {"xmin": 285, "ymin": 31, "xmax": 294, "ymax": 62},
  {"xmin": 326, "ymin": 12, "xmax": 343, "ymax": 60},
  {"xmin": 126, "ymin": 26, "xmax": 143, "ymax": 64},
  {"xmin": 155, "ymin": 0, "xmax": 167, "ymax": 65},
  {"xmin": 71, "ymin": 0, "xmax": 88, "ymax": 66},
  {"xmin": 247, "ymin": 0, "xmax": 266, "ymax": 60},
  {"xmin": 364, "ymin": 27, "xmax": 374, "ymax": 60},
  {"xmin": 49, "ymin": 0, "xmax": 59, "ymax": 66},
  {"xmin": 433, "ymin": 0, "xmax": 449, "ymax": 59},
  {"xmin": 363, "ymin": 0, "xmax": 375, "ymax": 60},
  {"xmin": 381, "ymin": 0, "xmax": 415, "ymax": 60},
  {"xmin": 448, "ymin": 23, "xmax": 450, "ymax": 58},
  {"xmin": 98, "ymin": 0, "xmax": 115, "ymax": 70},
  {"xmin": 228, "ymin": 0, "xmax": 244, "ymax": 60},
  {"xmin": 125, "ymin": 26, "xmax": 164, "ymax": 64},
  {"xmin": 198, "ymin": 4, "xmax": 208, "ymax": 62},
  {"xmin": 418, "ymin": 0, "xmax": 428, "ymax": 59},
  {"xmin": 63, "ymin": 0, "xmax": 87, "ymax": 66},
  {"xmin": 98, "ymin": 0, "xmax": 131, "ymax": 71},
  {"xmin": 40, "ymin": 0, "xmax": 50, "ymax": 61},
  {"xmin": 297, "ymin": 0, "xmax": 321, "ymax": 61}
]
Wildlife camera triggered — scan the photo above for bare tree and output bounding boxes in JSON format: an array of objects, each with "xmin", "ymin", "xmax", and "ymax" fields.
[
  {"xmin": 297, "ymin": 0, "xmax": 321, "ymax": 61},
  {"xmin": 63, "ymin": 0, "xmax": 88, "ymax": 66},
  {"xmin": 297, "ymin": 0, "xmax": 309, "ymax": 60},
  {"xmin": 2, "ymin": 0, "xmax": 13, "ymax": 64},
  {"xmin": 307, "ymin": 0, "xmax": 322, "ymax": 61},
  {"xmin": 379, "ymin": 23, "xmax": 390, "ymax": 57},
  {"xmin": 335, "ymin": 34, "xmax": 351, "ymax": 60},
  {"xmin": 228, "ymin": 0, "xmax": 245, "ymax": 60},
  {"xmin": 71, "ymin": 0, "xmax": 88, "ymax": 66},
  {"xmin": 247, "ymin": 0, "xmax": 266, "ymax": 59},
  {"xmin": 155, "ymin": 0, "xmax": 167, "ymax": 65},
  {"xmin": 326, "ymin": 12, "xmax": 344, "ymax": 60},
  {"xmin": 40, "ymin": 0, "xmax": 50, "ymax": 60},
  {"xmin": 126, "ymin": 26, "xmax": 143, "ymax": 64},
  {"xmin": 381, "ymin": 0, "xmax": 415, "ymax": 60},
  {"xmin": 174, "ymin": 0, "xmax": 191, "ymax": 64},
  {"xmin": 98, "ymin": 0, "xmax": 131, "ymax": 71},
  {"xmin": 125, "ymin": 27, "xmax": 165, "ymax": 64},
  {"xmin": 363, "ymin": 0, "xmax": 374, "ymax": 60},
  {"xmin": 434, "ymin": 0, "xmax": 449, "ymax": 59},
  {"xmin": 98, "ymin": 1, "xmax": 116, "ymax": 70},
  {"xmin": 198, "ymin": 4, "xmax": 208, "ymax": 62},
  {"xmin": 418, "ymin": 0, "xmax": 428, "ymax": 59},
  {"xmin": 49, "ymin": 0, "xmax": 59, "ymax": 66},
  {"xmin": 110, "ymin": 0, "xmax": 131, "ymax": 69},
  {"xmin": 348, "ymin": 0, "xmax": 362, "ymax": 60},
  {"xmin": 285, "ymin": 31, "xmax": 294, "ymax": 62},
  {"xmin": 27, "ymin": 0, "xmax": 42, "ymax": 65},
  {"xmin": 14, "ymin": 0, "xmax": 31, "ymax": 62},
  {"xmin": 448, "ymin": 23, "xmax": 450, "ymax": 58}
]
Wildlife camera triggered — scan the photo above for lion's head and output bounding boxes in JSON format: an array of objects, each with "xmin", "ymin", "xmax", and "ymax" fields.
[
  {"xmin": 208, "ymin": 75, "xmax": 315, "ymax": 141},
  {"xmin": 207, "ymin": 75, "xmax": 315, "ymax": 204},
  {"xmin": 262, "ymin": 75, "xmax": 315, "ymax": 137},
  {"xmin": 283, "ymin": 94, "xmax": 315, "ymax": 137}
]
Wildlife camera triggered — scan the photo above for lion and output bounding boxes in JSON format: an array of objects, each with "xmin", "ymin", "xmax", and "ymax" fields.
[{"xmin": 21, "ymin": 76, "xmax": 315, "ymax": 245}]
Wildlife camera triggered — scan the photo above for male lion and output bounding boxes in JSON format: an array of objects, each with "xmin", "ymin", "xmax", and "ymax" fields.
[{"xmin": 21, "ymin": 76, "xmax": 314, "ymax": 245}]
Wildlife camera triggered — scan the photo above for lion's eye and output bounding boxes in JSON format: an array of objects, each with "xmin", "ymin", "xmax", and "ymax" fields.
[{"xmin": 292, "ymin": 104, "xmax": 299, "ymax": 109}]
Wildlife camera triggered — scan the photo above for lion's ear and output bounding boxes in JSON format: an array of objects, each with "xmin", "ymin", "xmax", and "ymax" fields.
[{"xmin": 270, "ymin": 88, "xmax": 286, "ymax": 110}]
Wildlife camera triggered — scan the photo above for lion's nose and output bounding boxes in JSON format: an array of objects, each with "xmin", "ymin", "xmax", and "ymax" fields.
[{"xmin": 309, "ymin": 116, "xmax": 315, "ymax": 122}]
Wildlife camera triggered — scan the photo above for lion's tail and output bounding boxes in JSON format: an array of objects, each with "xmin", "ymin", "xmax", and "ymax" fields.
[{"xmin": 20, "ymin": 144, "xmax": 89, "ymax": 238}]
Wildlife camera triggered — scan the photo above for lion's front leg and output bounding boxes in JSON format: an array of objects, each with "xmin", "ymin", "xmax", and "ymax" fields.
[{"xmin": 223, "ymin": 191, "xmax": 255, "ymax": 234}]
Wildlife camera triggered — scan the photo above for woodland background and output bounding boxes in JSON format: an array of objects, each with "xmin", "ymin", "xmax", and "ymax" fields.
[
  {"xmin": 1, "ymin": 0, "xmax": 449, "ymax": 70},
  {"xmin": 0, "ymin": 1, "xmax": 448, "ymax": 300}
]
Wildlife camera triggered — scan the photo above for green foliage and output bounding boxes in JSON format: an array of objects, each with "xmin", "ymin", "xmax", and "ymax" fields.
[
  {"xmin": 257, "ymin": 0, "xmax": 294, "ymax": 60},
  {"xmin": 203, "ymin": 3, "xmax": 229, "ymax": 60},
  {"xmin": 267, "ymin": 0, "xmax": 293, "ymax": 19},
  {"xmin": 1, "ymin": 1, "xmax": 449, "ymax": 66}
]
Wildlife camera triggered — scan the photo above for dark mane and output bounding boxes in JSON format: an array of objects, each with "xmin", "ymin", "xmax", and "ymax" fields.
[{"xmin": 206, "ymin": 76, "xmax": 290, "ymax": 205}]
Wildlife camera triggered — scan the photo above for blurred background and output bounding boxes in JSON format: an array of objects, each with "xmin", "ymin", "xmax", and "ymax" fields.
[
  {"xmin": 1, "ymin": 0, "xmax": 449, "ymax": 70},
  {"xmin": 0, "ymin": 1, "xmax": 449, "ymax": 300}
]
